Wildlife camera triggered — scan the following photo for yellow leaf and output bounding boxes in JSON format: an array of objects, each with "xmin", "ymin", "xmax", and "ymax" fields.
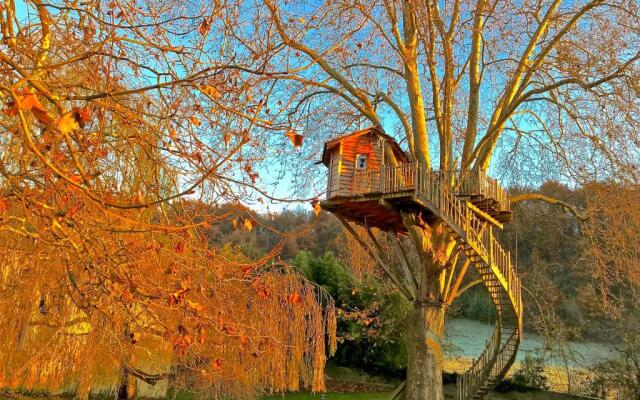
[
  {"xmin": 243, "ymin": 218, "xmax": 253, "ymax": 231},
  {"xmin": 186, "ymin": 300, "xmax": 204, "ymax": 313},
  {"xmin": 312, "ymin": 200, "xmax": 321, "ymax": 216},
  {"xmin": 57, "ymin": 112, "xmax": 79, "ymax": 134}
]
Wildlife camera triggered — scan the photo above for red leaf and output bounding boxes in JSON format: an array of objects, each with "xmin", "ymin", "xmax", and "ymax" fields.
[{"xmin": 72, "ymin": 107, "xmax": 92, "ymax": 128}]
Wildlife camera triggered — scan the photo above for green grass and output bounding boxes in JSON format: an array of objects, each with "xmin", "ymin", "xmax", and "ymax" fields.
[{"xmin": 261, "ymin": 393, "xmax": 392, "ymax": 400}]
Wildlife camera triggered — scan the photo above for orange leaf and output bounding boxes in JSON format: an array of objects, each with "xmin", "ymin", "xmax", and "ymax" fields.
[
  {"xmin": 169, "ymin": 287, "xmax": 189, "ymax": 305},
  {"xmin": 67, "ymin": 175, "xmax": 84, "ymax": 193},
  {"xmin": 198, "ymin": 327, "xmax": 206, "ymax": 344},
  {"xmin": 189, "ymin": 116, "xmax": 201, "ymax": 126},
  {"xmin": 18, "ymin": 92, "xmax": 47, "ymax": 112},
  {"xmin": 198, "ymin": 17, "xmax": 211, "ymax": 36},
  {"xmin": 32, "ymin": 107, "xmax": 52, "ymax": 124},
  {"xmin": 256, "ymin": 286, "xmax": 270, "ymax": 301},
  {"xmin": 285, "ymin": 131, "xmax": 303, "ymax": 148},
  {"xmin": 0, "ymin": 198, "xmax": 9, "ymax": 213},
  {"xmin": 238, "ymin": 332, "xmax": 248, "ymax": 345},
  {"xmin": 287, "ymin": 292, "xmax": 303, "ymax": 306},
  {"xmin": 211, "ymin": 358, "xmax": 223, "ymax": 371},
  {"xmin": 68, "ymin": 175, "xmax": 83, "ymax": 184},
  {"xmin": 201, "ymin": 84, "xmax": 220, "ymax": 99},
  {"xmin": 174, "ymin": 241, "xmax": 186, "ymax": 254},
  {"xmin": 6, "ymin": 91, "xmax": 51, "ymax": 123}
]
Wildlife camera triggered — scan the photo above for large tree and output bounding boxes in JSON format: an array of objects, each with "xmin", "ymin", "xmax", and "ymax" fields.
[
  {"xmin": 233, "ymin": 0, "xmax": 638, "ymax": 398},
  {"xmin": 0, "ymin": 1, "xmax": 336, "ymax": 398}
]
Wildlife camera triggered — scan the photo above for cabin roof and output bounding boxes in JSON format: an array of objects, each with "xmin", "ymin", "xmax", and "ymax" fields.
[{"xmin": 320, "ymin": 126, "xmax": 408, "ymax": 166}]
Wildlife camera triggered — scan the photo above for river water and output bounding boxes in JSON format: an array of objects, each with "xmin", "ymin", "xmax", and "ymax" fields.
[{"xmin": 445, "ymin": 318, "xmax": 616, "ymax": 368}]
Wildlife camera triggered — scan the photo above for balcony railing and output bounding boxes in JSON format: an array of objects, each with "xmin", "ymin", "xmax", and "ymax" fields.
[{"xmin": 352, "ymin": 163, "xmax": 510, "ymax": 212}]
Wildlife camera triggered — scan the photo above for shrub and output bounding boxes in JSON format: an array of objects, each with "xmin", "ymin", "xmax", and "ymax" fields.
[{"xmin": 510, "ymin": 352, "xmax": 550, "ymax": 390}]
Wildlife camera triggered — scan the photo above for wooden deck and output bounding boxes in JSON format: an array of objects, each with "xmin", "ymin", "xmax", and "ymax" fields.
[{"xmin": 321, "ymin": 164, "xmax": 512, "ymax": 231}]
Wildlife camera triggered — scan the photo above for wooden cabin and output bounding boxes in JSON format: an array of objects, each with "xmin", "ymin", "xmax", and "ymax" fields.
[
  {"xmin": 321, "ymin": 127, "xmax": 408, "ymax": 199},
  {"xmin": 320, "ymin": 127, "xmax": 512, "ymax": 231}
]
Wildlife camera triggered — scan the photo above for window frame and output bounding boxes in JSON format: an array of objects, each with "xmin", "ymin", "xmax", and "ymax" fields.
[{"xmin": 355, "ymin": 153, "xmax": 368, "ymax": 170}]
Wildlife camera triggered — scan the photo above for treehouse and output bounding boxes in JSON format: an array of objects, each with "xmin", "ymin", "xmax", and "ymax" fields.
[
  {"xmin": 320, "ymin": 127, "xmax": 522, "ymax": 400},
  {"xmin": 320, "ymin": 127, "xmax": 410, "ymax": 231},
  {"xmin": 320, "ymin": 126, "xmax": 512, "ymax": 233}
]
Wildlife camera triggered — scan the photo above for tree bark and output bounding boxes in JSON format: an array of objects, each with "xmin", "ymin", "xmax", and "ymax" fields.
[
  {"xmin": 117, "ymin": 325, "xmax": 137, "ymax": 400},
  {"xmin": 404, "ymin": 302, "xmax": 445, "ymax": 400},
  {"xmin": 117, "ymin": 366, "xmax": 137, "ymax": 400}
]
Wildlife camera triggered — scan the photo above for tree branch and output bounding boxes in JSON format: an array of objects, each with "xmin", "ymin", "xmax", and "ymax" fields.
[
  {"xmin": 510, "ymin": 193, "xmax": 587, "ymax": 221},
  {"xmin": 125, "ymin": 366, "xmax": 168, "ymax": 385}
]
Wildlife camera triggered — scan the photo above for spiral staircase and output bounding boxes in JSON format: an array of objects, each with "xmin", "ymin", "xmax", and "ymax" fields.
[
  {"xmin": 410, "ymin": 169, "xmax": 523, "ymax": 399},
  {"xmin": 325, "ymin": 164, "xmax": 523, "ymax": 399}
]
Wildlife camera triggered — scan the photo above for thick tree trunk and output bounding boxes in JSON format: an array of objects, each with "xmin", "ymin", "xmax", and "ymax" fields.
[{"xmin": 404, "ymin": 303, "xmax": 445, "ymax": 400}]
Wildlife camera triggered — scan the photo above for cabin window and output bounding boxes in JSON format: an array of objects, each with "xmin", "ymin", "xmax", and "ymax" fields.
[{"xmin": 355, "ymin": 154, "xmax": 368, "ymax": 170}]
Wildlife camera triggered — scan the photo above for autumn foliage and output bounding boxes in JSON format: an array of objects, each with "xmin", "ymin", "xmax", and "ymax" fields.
[{"xmin": 0, "ymin": 1, "xmax": 334, "ymax": 398}]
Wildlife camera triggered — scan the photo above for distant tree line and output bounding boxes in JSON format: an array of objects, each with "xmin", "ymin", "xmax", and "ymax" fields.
[{"xmin": 206, "ymin": 181, "xmax": 640, "ymax": 397}]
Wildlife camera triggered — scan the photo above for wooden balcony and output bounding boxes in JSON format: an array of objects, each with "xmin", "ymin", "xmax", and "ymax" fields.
[{"xmin": 322, "ymin": 163, "xmax": 511, "ymax": 231}]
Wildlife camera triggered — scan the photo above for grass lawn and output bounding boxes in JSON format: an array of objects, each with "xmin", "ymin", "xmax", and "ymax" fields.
[{"xmin": 261, "ymin": 393, "xmax": 392, "ymax": 400}]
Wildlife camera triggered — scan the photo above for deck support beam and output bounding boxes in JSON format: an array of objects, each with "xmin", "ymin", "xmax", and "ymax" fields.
[
  {"xmin": 335, "ymin": 214, "xmax": 415, "ymax": 301},
  {"xmin": 390, "ymin": 234, "xmax": 420, "ymax": 297}
]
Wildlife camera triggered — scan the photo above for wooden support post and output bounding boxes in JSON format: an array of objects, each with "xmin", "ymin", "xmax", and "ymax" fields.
[
  {"xmin": 488, "ymin": 226, "xmax": 494, "ymax": 266},
  {"xmin": 390, "ymin": 234, "xmax": 419, "ymax": 298},
  {"xmin": 335, "ymin": 214, "xmax": 414, "ymax": 300},
  {"xmin": 446, "ymin": 258, "xmax": 471, "ymax": 305},
  {"xmin": 442, "ymin": 250, "xmax": 460, "ymax": 303},
  {"xmin": 364, "ymin": 224, "xmax": 416, "ymax": 301}
]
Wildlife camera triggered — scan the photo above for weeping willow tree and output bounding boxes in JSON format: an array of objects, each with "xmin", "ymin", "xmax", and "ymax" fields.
[
  {"xmin": 0, "ymin": 1, "xmax": 336, "ymax": 399},
  {"xmin": 233, "ymin": 0, "xmax": 637, "ymax": 398}
]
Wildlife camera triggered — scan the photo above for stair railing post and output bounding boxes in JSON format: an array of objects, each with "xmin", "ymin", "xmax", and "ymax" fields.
[
  {"xmin": 465, "ymin": 205, "xmax": 470, "ymax": 240},
  {"xmin": 489, "ymin": 226, "xmax": 493, "ymax": 266},
  {"xmin": 414, "ymin": 162, "xmax": 418, "ymax": 195}
]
